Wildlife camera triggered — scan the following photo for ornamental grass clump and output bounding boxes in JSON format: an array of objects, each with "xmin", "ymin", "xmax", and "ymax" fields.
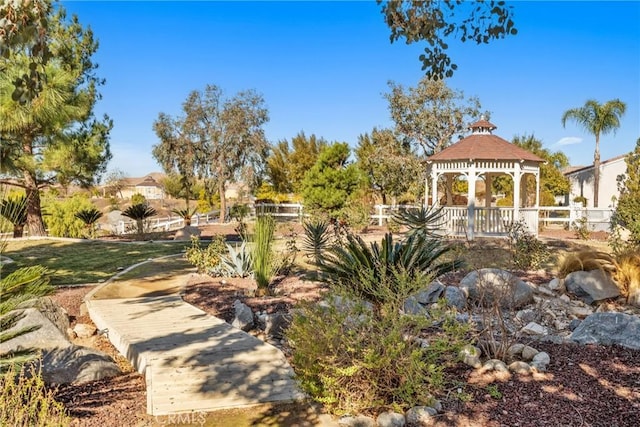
[{"xmin": 252, "ymin": 215, "xmax": 277, "ymax": 290}]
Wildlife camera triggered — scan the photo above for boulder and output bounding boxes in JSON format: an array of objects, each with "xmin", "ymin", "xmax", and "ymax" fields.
[
  {"xmin": 570, "ymin": 312, "xmax": 640, "ymax": 350},
  {"xmin": 338, "ymin": 415, "xmax": 376, "ymax": 427},
  {"xmin": 173, "ymin": 226, "xmax": 202, "ymax": 241},
  {"xmin": 0, "ymin": 308, "xmax": 71, "ymax": 354},
  {"xmin": 376, "ymin": 411, "xmax": 406, "ymax": 427},
  {"xmin": 521, "ymin": 322, "xmax": 548, "ymax": 336},
  {"xmin": 444, "ymin": 286, "xmax": 467, "ymax": 311},
  {"xmin": 405, "ymin": 406, "xmax": 437, "ymax": 426},
  {"xmin": 415, "ymin": 281, "xmax": 445, "ymax": 305},
  {"xmin": 531, "ymin": 351, "xmax": 551, "ymax": 371},
  {"xmin": 22, "ymin": 297, "xmax": 70, "ymax": 335},
  {"xmin": 264, "ymin": 312, "xmax": 291, "ymax": 339},
  {"xmin": 403, "ymin": 296, "xmax": 427, "ymax": 316},
  {"xmin": 459, "ymin": 268, "xmax": 534, "ymax": 308},
  {"xmin": 521, "ymin": 345, "xmax": 539, "ymax": 361},
  {"xmin": 507, "ymin": 343, "xmax": 525, "ymax": 357},
  {"xmin": 483, "ymin": 359, "xmax": 508, "ymax": 372},
  {"xmin": 231, "ymin": 300, "xmax": 254, "ymax": 332},
  {"xmin": 565, "ymin": 270, "xmax": 620, "ymax": 305},
  {"xmin": 508, "ymin": 361, "xmax": 531, "ymax": 374},
  {"xmin": 37, "ymin": 345, "xmax": 122, "ymax": 385}
]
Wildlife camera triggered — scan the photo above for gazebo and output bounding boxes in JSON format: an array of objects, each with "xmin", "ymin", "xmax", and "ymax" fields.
[{"xmin": 426, "ymin": 118, "xmax": 545, "ymax": 239}]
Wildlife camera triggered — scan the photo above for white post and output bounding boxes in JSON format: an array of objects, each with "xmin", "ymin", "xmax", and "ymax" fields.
[
  {"xmin": 378, "ymin": 205, "xmax": 383, "ymax": 226},
  {"xmin": 513, "ymin": 162, "xmax": 522, "ymax": 221},
  {"xmin": 467, "ymin": 162, "xmax": 476, "ymax": 240}
]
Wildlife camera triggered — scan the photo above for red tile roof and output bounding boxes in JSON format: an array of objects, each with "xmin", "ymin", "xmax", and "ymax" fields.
[{"xmin": 429, "ymin": 121, "xmax": 545, "ymax": 163}]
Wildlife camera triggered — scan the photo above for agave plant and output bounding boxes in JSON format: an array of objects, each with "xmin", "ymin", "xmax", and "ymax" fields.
[
  {"xmin": 0, "ymin": 195, "xmax": 27, "ymax": 238},
  {"xmin": 302, "ymin": 220, "xmax": 331, "ymax": 266},
  {"xmin": 122, "ymin": 203, "xmax": 157, "ymax": 235},
  {"xmin": 391, "ymin": 206, "xmax": 446, "ymax": 238},
  {"xmin": 220, "ymin": 242, "xmax": 253, "ymax": 277},
  {"xmin": 74, "ymin": 207, "xmax": 103, "ymax": 238},
  {"xmin": 172, "ymin": 207, "xmax": 198, "ymax": 226},
  {"xmin": 319, "ymin": 232, "xmax": 463, "ymax": 308}
]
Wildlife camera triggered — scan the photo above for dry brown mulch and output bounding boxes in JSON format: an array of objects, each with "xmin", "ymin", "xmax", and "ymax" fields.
[{"xmin": 48, "ymin": 259, "xmax": 640, "ymax": 427}]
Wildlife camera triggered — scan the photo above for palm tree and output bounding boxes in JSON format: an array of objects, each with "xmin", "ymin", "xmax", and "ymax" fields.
[
  {"xmin": 0, "ymin": 195, "xmax": 27, "ymax": 238},
  {"xmin": 562, "ymin": 99, "xmax": 627, "ymax": 207},
  {"xmin": 122, "ymin": 203, "xmax": 157, "ymax": 236},
  {"xmin": 74, "ymin": 207, "xmax": 103, "ymax": 238}
]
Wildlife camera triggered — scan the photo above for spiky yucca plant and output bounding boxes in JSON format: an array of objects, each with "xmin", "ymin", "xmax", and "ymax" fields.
[
  {"xmin": 122, "ymin": 203, "xmax": 156, "ymax": 235},
  {"xmin": 556, "ymin": 250, "xmax": 616, "ymax": 279},
  {"xmin": 302, "ymin": 220, "xmax": 331, "ymax": 266},
  {"xmin": 391, "ymin": 206, "xmax": 446, "ymax": 238},
  {"xmin": 74, "ymin": 207, "xmax": 103, "ymax": 238},
  {"xmin": 0, "ymin": 195, "xmax": 27, "ymax": 238},
  {"xmin": 320, "ymin": 232, "xmax": 463, "ymax": 308}
]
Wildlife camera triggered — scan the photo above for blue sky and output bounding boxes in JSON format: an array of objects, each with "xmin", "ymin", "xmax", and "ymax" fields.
[{"xmin": 61, "ymin": 1, "xmax": 640, "ymax": 178}]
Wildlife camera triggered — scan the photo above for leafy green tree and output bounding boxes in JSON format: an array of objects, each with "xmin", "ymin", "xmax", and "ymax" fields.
[
  {"xmin": 562, "ymin": 99, "xmax": 627, "ymax": 207},
  {"xmin": 386, "ymin": 78, "xmax": 482, "ymax": 157},
  {"xmin": 0, "ymin": 0, "xmax": 52, "ymax": 103},
  {"xmin": 42, "ymin": 193, "xmax": 95, "ymax": 238},
  {"xmin": 266, "ymin": 132, "xmax": 327, "ymax": 194},
  {"xmin": 152, "ymin": 109, "xmax": 202, "ymax": 209},
  {"xmin": 301, "ymin": 143, "xmax": 363, "ymax": 217},
  {"xmin": 379, "ymin": 0, "xmax": 517, "ymax": 79},
  {"xmin": 0, "ymin": 4, "xmax": 112, "ymax": 236},
  {"xmin": 153, "ymin": 85, "xmax": 269, "ymax": 222},
  {"xmin": 355, "ymin": 128, "xmax": 421, "ymax": 204},
  {"xmin": 614, "ymin": 138, "xmax": 640, "ymax": 242}
]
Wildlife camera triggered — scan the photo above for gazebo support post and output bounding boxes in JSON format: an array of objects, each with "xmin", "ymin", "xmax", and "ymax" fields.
[
  {"xmin": 485, "ymin": 173, "xmax": 493, "ymax": 207},
  {"xmin": 467, "ymin": 162, "xmax": 476, "ymax": 240},
  {"xmin": 513, "ymin": 162, "xmax": 522, "ymax": 223}
]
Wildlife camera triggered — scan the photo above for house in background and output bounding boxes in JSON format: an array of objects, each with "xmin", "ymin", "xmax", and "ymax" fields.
[
  {"xmin": 563, "ymin": 155, "xmax": 627, "ymax": 208},
  {"xmin": 120, "ymin": 173, "xmax": 166, "ymax": 200}
]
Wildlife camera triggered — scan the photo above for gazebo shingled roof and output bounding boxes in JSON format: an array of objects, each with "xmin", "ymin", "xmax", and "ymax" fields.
[{"xmin": 429, "ymin": 119, "xmax": 545, "ymax": 163}]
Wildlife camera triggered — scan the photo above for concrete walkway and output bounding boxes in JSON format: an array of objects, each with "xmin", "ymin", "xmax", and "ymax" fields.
[{"xmin": 84, "ymin": 258, "xmax": 305, "ymax": 416}]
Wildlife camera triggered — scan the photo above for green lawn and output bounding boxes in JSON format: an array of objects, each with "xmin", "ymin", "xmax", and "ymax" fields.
[{"xmin": 2, "ymin": 239, "xmax": 189, "ymax": 285}]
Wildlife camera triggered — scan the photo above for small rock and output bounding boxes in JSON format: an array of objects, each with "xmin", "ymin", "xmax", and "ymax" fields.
[
  {"xmin": 515, "ymin": 309, "xmax": 537, "ymax": 325},
  {"xmin": 559, "ymin": 294, "xmax": 571, "ymax": 303},
  {"xmin": 547, "ymin": 278, "xmax": 564, "ymax": 292},
  {"xmin": 73, "ymin": 323, "xmax": 97, "ymax": 338},
  {"xmin": 531, "ymin": 351, "xmax": 551, "ymax": 371},
  {"xmin": 521, "ymin": 345, "xmax": 539, "ymax": 361},
  {"xmin": 483, "ymin": 359, "xmax": 509, "ymax": 372},
  {"xmin": 568, "ymin": 305, "xmax": 594, "ymax": 319},
  {"xmin": 507, "ymin": 343, "xmax": 525, "ymax": 357},
  {"xmin": 338, "ymin": 415, "xmax": 376, "ymax": 427},
  {"xmin": 66, "ymin": 328, "xmax": 77, "ymax": 340},
  {"xmin": 405, "ymin": 406, "xmax": 437, "ymax": 426},
  {"xmin": 508, "ymin": 361, "xmax": 531, "ymax": 374},
  {"xmin": 231, "ymin": 300, "xmax": 254, "ymax": 332},
  {"xmin": 264, "ymin": 312, "xmax": 291, "ymax": 339},
  {"xmin": 415, "ymin": 281, "xmax": 445, "ymax": 304},
  {"xmin": 444, "ymin": 286, "xmax": 467, "ymax": 311},
  {"xmin": 376, "ymin": 411, "xmax": 406, "ymax": 427},
  {"xmin": 459, "ymin": 344, "xmax": 482, "ymax": 368},
  {"xmin": 521, "ymin": 322, "xmax": 548, "ymax": 336}
]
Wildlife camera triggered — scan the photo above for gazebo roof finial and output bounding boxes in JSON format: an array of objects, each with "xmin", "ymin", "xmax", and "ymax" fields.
[{"xmin": 469, "ymin": 116, "xmax": 497, "ymax": 135}]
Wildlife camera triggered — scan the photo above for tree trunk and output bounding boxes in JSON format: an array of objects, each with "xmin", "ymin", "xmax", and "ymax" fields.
[
  {"xmin": 13, "ymin": 224, "xmax": 24, "ymax": 238},
  {"xmin": 218, "ymin": 180, "xmax": 227, "ymax": 223},
  {"xmin": 23, "ymin": 171, "xmax": 47, "ymax": 237},
  {"xmin": 593, "ymin": 135, "xmax": 600, "ymax": 208}
]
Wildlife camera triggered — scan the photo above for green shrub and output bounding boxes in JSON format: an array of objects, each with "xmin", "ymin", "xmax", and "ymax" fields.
[
  {"xmin": 0, "ymin": 194, "xmax": 27, "ymax": 238},
  {"xmin": 496, "ymin": 197, "xmax": 513, "ymax": 207},
  {"xmin": 302, "ymin": 220, "xmax": 331, "ymax": 266},
  {"xmin": 252, "ymin": 215, "xmax": 276, "ymax": 289},
  {"xmin": 184, "ymin": 235, "xmax": 227, "ymax": 274},
  {"xmin": 43, "ymin": 194, "xmax": 95, "ymax": 238},
  {"xmin": 572, "ymin": 216, "xmax": 590, "ymax": 240},
  {"xmin": 505, "ymin": 220, "xmax": 549, "ymax": 270},
  {"xmin": 130, "ymin": 193, "xmax": 146, "ymax": 205},
  {"xmin": 0, "ymin": 363, "xmax": 70, "ymax": 426},
  {"xmin": 286, "ymin": 288, "xmax": 469, "ymax": 415}
]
